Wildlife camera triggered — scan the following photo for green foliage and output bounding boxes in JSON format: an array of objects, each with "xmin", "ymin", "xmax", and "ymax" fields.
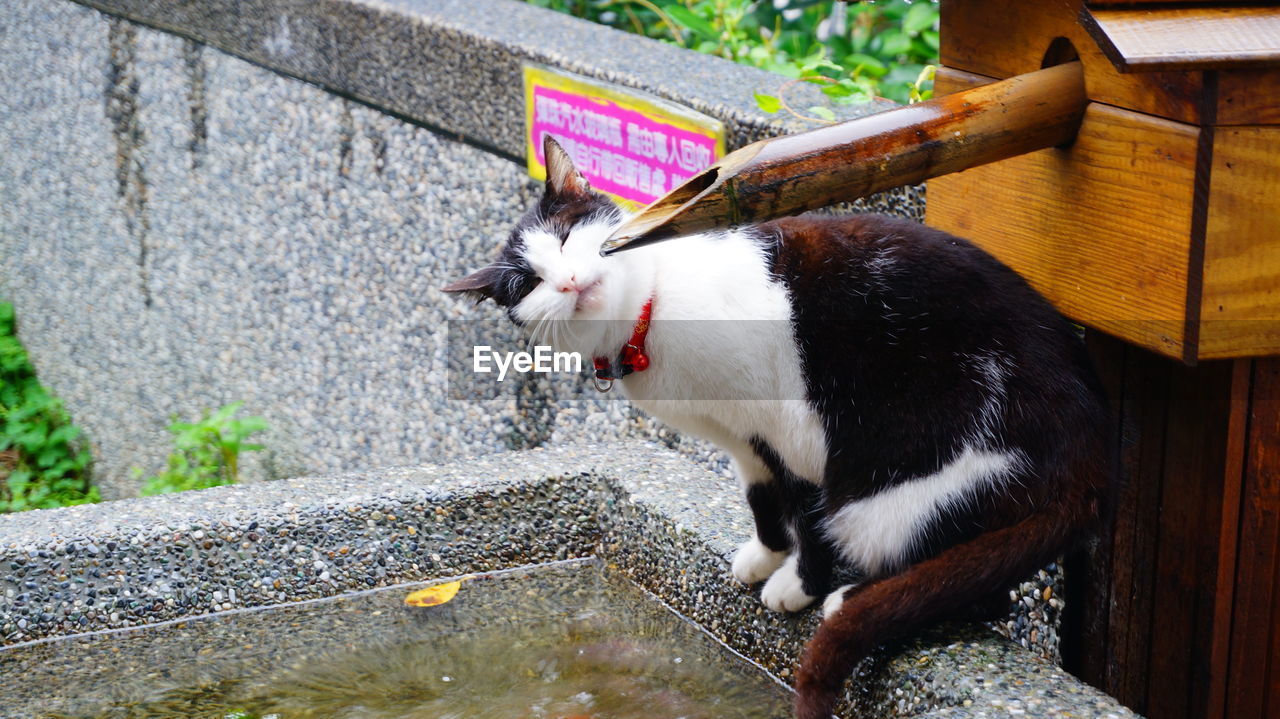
[
  {"xmin": 525, "ymin": 0, "xmax": 939, "ymax": 107},
  {"xmin": 137, "ymin": 402, "xmax": 268, "ymax": 496},
  {"xmin": 0, "ymin": 302, "xmax": 98, "ymax": 512},
  {"xmin": 0, "ymin": 302, "xmax": 269, "ymax": 506}
]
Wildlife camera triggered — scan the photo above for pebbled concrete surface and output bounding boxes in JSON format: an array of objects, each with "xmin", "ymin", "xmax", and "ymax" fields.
[
  {"xmin": 0, "ymin": 443, "xmax": 1136, "ymax": 719},
  {"xmin": 66, "ymin": 0, "xmax": 897, "ymax": 158}
]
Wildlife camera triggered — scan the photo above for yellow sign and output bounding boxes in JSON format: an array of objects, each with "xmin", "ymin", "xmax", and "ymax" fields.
[{"xmin": 523, "ymin": 65, "xmax": 726, "ymax": 208}]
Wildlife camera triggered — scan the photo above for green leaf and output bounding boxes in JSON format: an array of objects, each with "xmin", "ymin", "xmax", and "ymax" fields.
[
  {"xmin": 902, "ymin": 2, "xmax": 938, "ymax": 35},
  {"xmin": 921, "ymin": 29, "xmax": 941, "ymax": 53},
  {"xmin": 807, "ymin": 105, "xmax": 836, "ymax": 121},
  {"xmin": 47, "ymin": 424, "xmax": 80, "ymax": 444},
  {"xmin": 825, "ymin": 81, "xmax": 873, "ymax": 105},
  {"xmin": 821, "ymin": 83, "xmax": 851, "ymax": 99},
  {"xmin": 6, "ymin": 469, "xmax": 32, "ymax": 496},
  {"xmin": 208, "ymin": 402, "xmax": 242, "ymax": 425},
  {"xmin": 754, "ymin": 92, "xmax": 782, "ymax": 113},
  {"xmin": 229, "ymin": 416, "xmax": 269, "ymax": 438},
  {"xmin": 48, "ymin": 458, "xmax": 79, "ymax": 475},
  {"xmin": 797, "ymin": 50, "xmax": 841, "ymax": 75},
  {"xmin": 168, "ymin": 420, "xmax": 197, "ymax": 435},
  {"xmin": 36, "ymin": 448, "xmax": 62, "ymax": 469},
  {"xmin": 875, "ymin": 29, "xmax": 914, "ymax": 58},
  {"xmin": 664, "ymin": 6, "xmax": 718, "ymax": 41},
  {"xmin": 134, "ymin": 401, "xmax": 268, "ymax": 497},
  {"xmin": 842, "ymin": 52, "xmax": 888, "ymax": 78},
  {"xmin": 26, "ymin": 482, "xmax": 49, "ymax": 505},
  {"xmin": 17, "ymin": 425, "xmax": 49, "ymax": 453},
  {"xmin": 763, "ymin": 59, "xmax": 803, "ymax": 78}
]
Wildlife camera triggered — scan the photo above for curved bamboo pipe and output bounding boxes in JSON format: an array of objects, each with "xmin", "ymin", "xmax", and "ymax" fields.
[{"xmin": 601, "ymin": 61, "xmax": 1087, "ymax": 255}]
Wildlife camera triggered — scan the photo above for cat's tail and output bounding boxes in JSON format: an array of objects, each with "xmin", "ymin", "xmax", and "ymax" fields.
[{"xmin": 793, "ymin": 488, "xmax": 1103, "ymax": 719}]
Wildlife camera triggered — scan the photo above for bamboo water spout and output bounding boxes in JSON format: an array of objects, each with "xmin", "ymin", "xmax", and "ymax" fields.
[{"xmin": 601, "ymin": 60, "xmax": 1087, "ymax": 255}]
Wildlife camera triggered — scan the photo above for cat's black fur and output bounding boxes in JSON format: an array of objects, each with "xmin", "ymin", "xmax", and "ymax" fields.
[{"xmin": 757, "ymin": 214, "xmax": 1110, "ymax": 717}]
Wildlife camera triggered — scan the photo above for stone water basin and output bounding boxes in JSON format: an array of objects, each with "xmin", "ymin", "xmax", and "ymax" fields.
[
  {"xmin": 0, "ymin": 445, "xmax": 1138, "ymax": 719},
  {"xmin": 2, "ymin": 559, "xmax": 791, "ymax": 718}
]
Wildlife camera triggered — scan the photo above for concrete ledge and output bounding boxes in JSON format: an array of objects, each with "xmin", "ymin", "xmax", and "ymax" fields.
[
  {"xmin": 70, "ymin": 0, "xmax": 890, "ymax": 160},
  {"xmin": 0, "ymin": 443, "xmax": 1136, "ymax": 718},
  {"xmin": 0, "ymin": 443, "xmax": 739, "ymax": 645}
]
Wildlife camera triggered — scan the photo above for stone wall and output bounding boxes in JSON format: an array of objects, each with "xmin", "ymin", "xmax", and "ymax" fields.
[{"xmin": 0, "ymin": 0, "xmax": 922, "ymax": 497}]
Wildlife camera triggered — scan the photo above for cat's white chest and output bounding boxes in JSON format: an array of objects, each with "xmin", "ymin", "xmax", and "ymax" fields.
[{"xmin": 618, "ymin": 230, "xmax": 828, "ymax": 484}]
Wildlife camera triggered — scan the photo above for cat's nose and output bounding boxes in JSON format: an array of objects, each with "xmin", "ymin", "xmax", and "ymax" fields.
[{"xmin": 558, "ymin": 275, "xmax": 577, "ymax": 293}]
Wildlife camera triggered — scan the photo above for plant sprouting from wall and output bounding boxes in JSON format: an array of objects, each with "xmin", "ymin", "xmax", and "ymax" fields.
[
  {"xmin": 136, "ymin": 402, "xmax": 268, "ymax": 496},
  {"xmin": 0, "ymin": 302, "xmax": 99, "ymax": 512}
]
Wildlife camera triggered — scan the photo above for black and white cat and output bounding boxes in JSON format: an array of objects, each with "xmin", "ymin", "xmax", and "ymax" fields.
[{"xmin": 446, "ymin": 137, "xmax": 1111, "ymax": 719}]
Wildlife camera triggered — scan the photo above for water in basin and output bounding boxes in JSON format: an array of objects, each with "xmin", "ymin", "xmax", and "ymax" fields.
[{"xmin": 1, "ymin": 559, "xmax": 792, "ymax": 718}]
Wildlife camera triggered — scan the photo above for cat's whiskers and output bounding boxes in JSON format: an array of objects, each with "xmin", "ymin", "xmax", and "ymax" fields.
[
  {"xmin": 527, "ymin": 315, "xmax": 555, "ymax": 353},
  {"xmin": 523, "ymin": 318, "xmax": 543, "ymax": 352}
]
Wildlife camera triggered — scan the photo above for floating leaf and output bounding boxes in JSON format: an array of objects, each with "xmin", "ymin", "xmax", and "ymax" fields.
[{"xmin": 405, "ymin": 579, "xmax": 463, "ymax": 608}]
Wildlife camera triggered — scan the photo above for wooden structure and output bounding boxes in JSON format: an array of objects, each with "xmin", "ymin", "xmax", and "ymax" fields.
[
  {"xmin": 929, "ymin": 0, "xmax": 1280, "ymax": 363},
  {"xmin": 602, "ymin": 61, "xmax": 1089, "ymax": 254},
  {"xmin": 924, "ymin": 3, "xmax": 1280, "ymax": 719}
]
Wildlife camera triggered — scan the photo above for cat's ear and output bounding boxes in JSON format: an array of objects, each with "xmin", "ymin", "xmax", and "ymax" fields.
[
  {"xmin": 443, "ymin": 264, "xmax": 504, "ymax": 302},
  {"xmin": 543, "ymin": 135, "xmax": 591, "ymax": 198}
]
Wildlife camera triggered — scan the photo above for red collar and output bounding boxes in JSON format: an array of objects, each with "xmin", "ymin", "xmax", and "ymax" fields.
[{"xmin": 593, "ymin": 298, "xmax": 653, "ymax": 385}]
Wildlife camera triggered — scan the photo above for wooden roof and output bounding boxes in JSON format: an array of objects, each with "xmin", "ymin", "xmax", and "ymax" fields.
[{"xmin": 1081, "ymin": 5, "xmax": 1280, "ymax": 72}]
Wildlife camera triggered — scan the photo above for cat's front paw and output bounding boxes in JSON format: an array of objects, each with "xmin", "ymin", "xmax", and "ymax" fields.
[
  {"xmin": 760, "ymin": 555, "xmax": 816, "ymax": 612},
  {"xmin": 731, "ymin": 537, "xmax": 788, "ymax": 585}
]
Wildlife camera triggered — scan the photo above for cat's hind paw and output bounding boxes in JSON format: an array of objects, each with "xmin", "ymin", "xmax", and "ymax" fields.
[
  {"xmin": 760, "ymin": 555, "xmax": 816, "ymax": 612},
  {"xmin": 731, "ymin": 537, "xmax": 788, "ymax": 585},
  {"xmin": 822, "ymin": 583, "xmax": 858, "ymax": 619}
]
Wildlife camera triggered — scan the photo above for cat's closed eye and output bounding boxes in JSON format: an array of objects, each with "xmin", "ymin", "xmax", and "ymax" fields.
[{"xmin": 506, "ymin": 270, "xmax": 541, "ymax": 302}]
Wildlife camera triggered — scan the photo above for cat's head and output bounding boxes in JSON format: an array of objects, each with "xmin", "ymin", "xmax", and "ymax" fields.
[{"xmin": 444, "ymin": 136, "xmax": 639, "ymax": 332}]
